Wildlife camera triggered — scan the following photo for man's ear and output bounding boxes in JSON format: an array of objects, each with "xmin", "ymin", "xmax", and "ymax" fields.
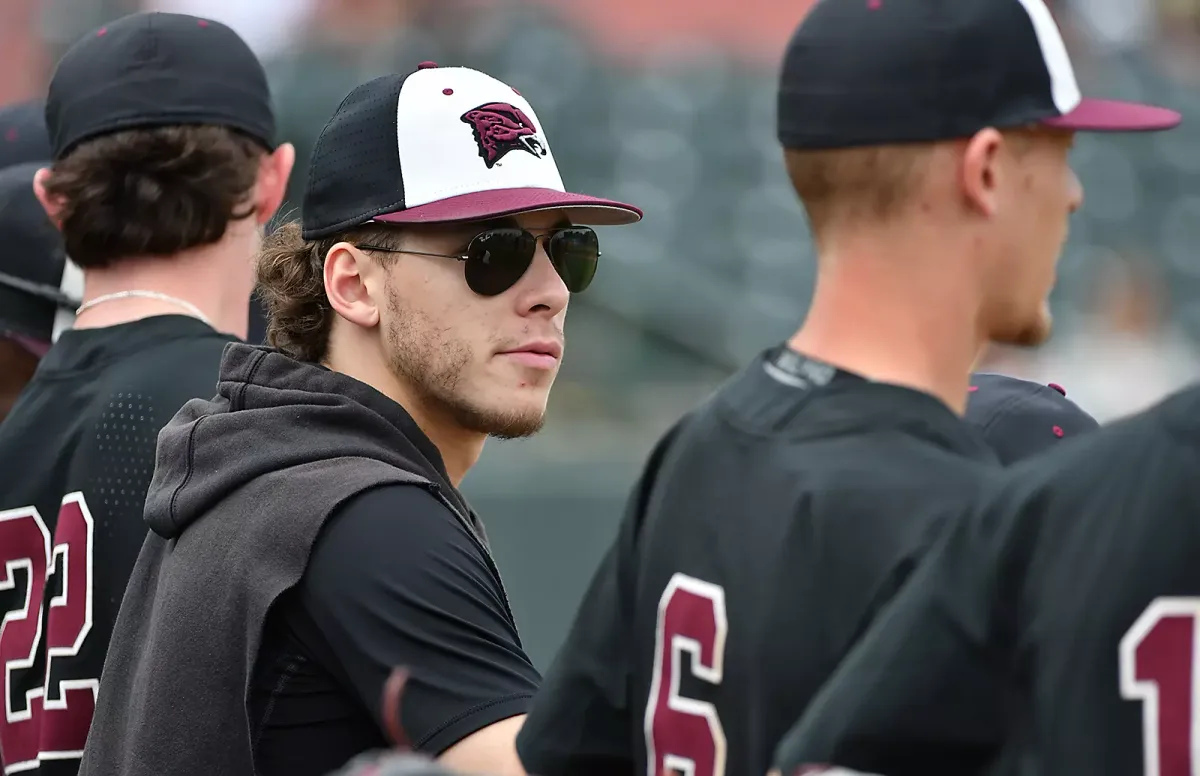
[
  {"xmin": 32, "ymin": 167, "xmax": 65, "ymax": 229},
  {"xmin": 324, "ymin": 242, "xmax": 382, "ymax": 330},
  {"xmin": 255, "ymin": 142, "xmax": 297, "ymax": 226},
  {"xmin": 959, "ymin": 128, "xmax": 1005, "ymax": 218}
]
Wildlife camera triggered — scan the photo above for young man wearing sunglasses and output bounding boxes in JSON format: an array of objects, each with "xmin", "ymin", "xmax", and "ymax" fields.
[{"xmin": 78, "ymin": 63, "xmax": 641, "ymax": 776}]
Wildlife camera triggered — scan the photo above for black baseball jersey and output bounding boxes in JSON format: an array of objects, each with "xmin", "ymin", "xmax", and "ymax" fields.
[
  {"xmin": 516, "ymin": 344, "xmax": 1002, "ymax": 776},
  {"xmin": 0, "ymin": 316, "xmax": 233, "ymax": 776},
  {"xmin": 773, "ymin": 384, "xmax": 1200, "ymax": 776}
]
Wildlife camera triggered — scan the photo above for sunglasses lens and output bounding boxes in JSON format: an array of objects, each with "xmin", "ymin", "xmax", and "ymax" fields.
[
  {"xmin": 464, "ymin": 229, "xmax": 536, "ymax": 296},
  {"xmin": 548, "ymin": 228, "xmax": 600, "ymax": 293}
]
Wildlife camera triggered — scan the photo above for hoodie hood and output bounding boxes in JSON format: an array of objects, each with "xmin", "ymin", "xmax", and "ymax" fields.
[{"xmin": 145, "ymin": 343, "xmax": 452, "ymax": 539}]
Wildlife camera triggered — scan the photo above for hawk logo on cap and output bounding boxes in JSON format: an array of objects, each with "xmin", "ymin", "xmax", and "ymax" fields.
[{"xmin": 461, "ymin": 103, "xmax": 548, "ymax": 169}]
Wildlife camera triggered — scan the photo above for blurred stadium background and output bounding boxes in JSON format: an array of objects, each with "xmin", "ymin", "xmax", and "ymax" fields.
[{"xmin": 4, "ymin": 0, "xmax": 1199, "ymax": 668}]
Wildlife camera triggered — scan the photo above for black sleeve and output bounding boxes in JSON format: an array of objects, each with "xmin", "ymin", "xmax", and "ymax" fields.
[
  {"xmin": 298, "ymin": 484, "xmax": 541, "ymax": 756},
  {"xmin": 517, "ymin": 420, "xmax": 686, "ymax": 776},
  {"xmin": 772, "ymin": 475, "xmax": 1034, "ymax": 776}
]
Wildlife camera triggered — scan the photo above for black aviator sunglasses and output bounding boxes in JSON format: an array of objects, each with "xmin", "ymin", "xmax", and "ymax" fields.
[{"xmin": 357, "ymin": 226, "xmax": 601, "ymax": 297}]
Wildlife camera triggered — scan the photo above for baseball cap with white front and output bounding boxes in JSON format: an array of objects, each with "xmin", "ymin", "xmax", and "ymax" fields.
[{"xmin": 301, "ymin": 62, "xmax": 642, "ymax": 239}]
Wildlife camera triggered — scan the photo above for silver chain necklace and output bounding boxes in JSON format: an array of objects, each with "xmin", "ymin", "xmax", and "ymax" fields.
[{"xmin": 75, "ymin": 290, "xmax": 213, "ymax": 327}]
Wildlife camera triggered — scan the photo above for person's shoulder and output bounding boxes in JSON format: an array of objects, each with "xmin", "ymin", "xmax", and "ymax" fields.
[
  {"xmin": 972, "ymin": 387, "xmax": 1200, "ymax": 548},
  {"xmin": 816, "ymin": 423, "xmax": 1000, "ymax": 502},
  {"xmin": 106, "ymin": 329, "xmax": 234, "ymax": 401},
  {"xmin": 1143, "ymin": 382, "xmax": 1200, "ymax": 443},
  {"xmin": 1009, "ymin": 385, "xmax": 1200, "ymax": 495},
  {"xmin": 318, "ymin": 484, "xmax": 479, "ymax": 564},
  {"xmin": 303, "ymin": 484, "xmax": 505, "ymax": 621},
  {"xmin": 333, "ymin": 484, "xmax": 452, "ymax": 523},
  {"xmin": 137, "ymin": 325, "xmax": 235, "ymax": 369}
]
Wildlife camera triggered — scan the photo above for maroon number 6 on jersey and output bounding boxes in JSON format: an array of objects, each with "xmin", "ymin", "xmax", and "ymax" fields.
[
  {"xmin": 1120, "ymin": 597, "xmax": 1200, "ymax": 776},
  {"xmin": 644, "ymin": 573, "xmax": 729, "ymax": 776},
  {"xmin": 0, "ymin": 493, "xmax": 97, "ymax": 772}
]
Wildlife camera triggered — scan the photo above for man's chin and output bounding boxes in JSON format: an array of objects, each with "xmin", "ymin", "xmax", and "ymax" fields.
[
  {"xmin": 448, "ymin": 397, "xmax": 547, "ymax": 440},
  {"xmin": 993, "ymin": 308, "xmax": 1053, "ymax": 349},
  {"xmin": 478, "ymin": 410, "xmax": 546, "ymax": 440}
]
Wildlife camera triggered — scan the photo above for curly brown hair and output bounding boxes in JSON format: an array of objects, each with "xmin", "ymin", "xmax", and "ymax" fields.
[
  {"xmin": 40, "ymin": 125, "xmax": 266, "ymax": 269},
  {"xmin": 256, "ymin": 221, "xmax": 403, "ymax": 363}
]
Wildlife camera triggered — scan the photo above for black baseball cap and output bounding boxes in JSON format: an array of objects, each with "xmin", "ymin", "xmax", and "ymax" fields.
[
  {"xmin": 45, "ymin": 12, "xmax": 276, "ymax": 161},
  {"xmin": 0, "ymin": 101, "xmax": 51, "ymax": 170},
  {"xmin": 965, "ymin": 373, "xmax": 1099, "ymax": 464},
  {"xmin": 0, "ymin": 162, "xmax": 76, "ymax": 347},
  {"xmin": 778, "ymin": 0, "xmax": 1182, "ymax": 150},
  {"xmin": 301, "ymin": 63, "xmax": 641, "ymax": 239}
]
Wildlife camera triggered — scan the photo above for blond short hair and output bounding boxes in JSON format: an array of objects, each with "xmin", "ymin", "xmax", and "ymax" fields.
[{"xmin": 784, "ymin": 143, "xmax": 934, "ymax": 237}]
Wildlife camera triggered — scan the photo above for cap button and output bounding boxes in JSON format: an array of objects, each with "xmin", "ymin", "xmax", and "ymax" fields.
[{"xmin": 417, "ymin": 61, "xmax": 438, "ymax": 70}]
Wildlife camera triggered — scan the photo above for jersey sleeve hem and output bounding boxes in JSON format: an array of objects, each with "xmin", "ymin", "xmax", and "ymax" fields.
[{"xmin": 414, "ymin": 693, "xmax": 534, "ymax": 756}]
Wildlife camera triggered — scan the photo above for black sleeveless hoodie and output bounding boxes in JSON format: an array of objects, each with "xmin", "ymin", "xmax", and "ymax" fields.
[{"xmin": 79, "ymin": 344, "xmax": 487, "ymax": 776}]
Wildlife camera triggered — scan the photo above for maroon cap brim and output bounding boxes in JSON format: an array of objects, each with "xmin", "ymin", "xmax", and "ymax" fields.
[
  {"xmin": 373, "ymin": 187, "xmax": 643, "ymax": 227},
  {"xmin": 1042, "ymin": 97, "xmax": 1181, "ymax": 132}
]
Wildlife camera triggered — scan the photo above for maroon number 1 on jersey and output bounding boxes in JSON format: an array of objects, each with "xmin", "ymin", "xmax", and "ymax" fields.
[{"xmin": 1120, "ymin": 597, "xmax": 1200, "ymax": 776}]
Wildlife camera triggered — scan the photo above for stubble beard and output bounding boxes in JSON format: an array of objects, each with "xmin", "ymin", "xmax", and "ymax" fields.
[{"xmin": 385, "ymin": 286, "xmax": 546, "ymax": 440}]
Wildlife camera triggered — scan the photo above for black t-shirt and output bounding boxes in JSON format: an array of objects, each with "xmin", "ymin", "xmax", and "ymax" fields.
[
  {"xmin": 773, "ymin": 384, "xmax": 1200, "ymax": 776},
  {"xmin": 248, "ymin": 484, "xmax": 541, "ymax": 776},
  {"xmin": 0, "ymin": 316, "xmax": 235, "ymax": 776},
  {"xmin": 516, "ymin": 344, "xmax": 1001, "ymax": 776}
]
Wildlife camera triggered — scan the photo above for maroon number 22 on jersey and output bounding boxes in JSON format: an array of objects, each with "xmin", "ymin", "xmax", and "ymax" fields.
[{"xmin": 0, "ymin": 493, "xmax": 97, "ymax": 772}]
